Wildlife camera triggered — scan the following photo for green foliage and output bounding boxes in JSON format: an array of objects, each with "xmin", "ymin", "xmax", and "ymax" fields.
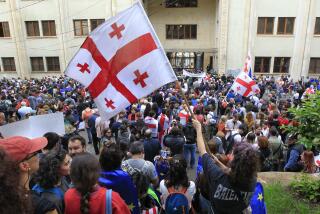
[
  {"xmin": 290, "ymin": 174, "xmax": 320, "ymax": 203},
  {"xmin": 264, "ymin": 182, "xmax": 320, "ymax": 214},
  {"xmin": 284, "ymin": 91, "xmax": 320, "ymax": 149}
]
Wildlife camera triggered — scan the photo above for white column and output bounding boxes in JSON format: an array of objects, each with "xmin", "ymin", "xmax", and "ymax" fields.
[
  {"xmin": 217, "ymin": 0, "xmax": 229, "ymax": 74},
  {"xmin": 291, "ymin": 0, "xmax": 312, "ymax": 81},
  {"xmin": 9, "ymin": 0, "xmax": 29, "ymax": 78}
]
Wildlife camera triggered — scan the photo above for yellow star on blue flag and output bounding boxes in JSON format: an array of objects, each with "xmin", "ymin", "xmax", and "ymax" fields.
[{"xmin": 250, "ymin": 182, "xmax": 267, "ymax": 214}]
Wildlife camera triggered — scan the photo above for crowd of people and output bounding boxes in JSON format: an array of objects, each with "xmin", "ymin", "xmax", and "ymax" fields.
[{"xmin": 0, "ymin": 74, "xmax": 319, "ymax": 214}]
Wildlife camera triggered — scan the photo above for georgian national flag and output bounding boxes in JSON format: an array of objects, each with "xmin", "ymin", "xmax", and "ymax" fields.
[
  {"xmin": 230, "ymin": 72, "xmax": 260, "ymax": 97},
  {"xmin": 65, "ymin": 1, "xmax": 177, "ymax": 120},
  {"xmin": 243, "ymin": 51, "xmax": 253, "ymax": 78}
]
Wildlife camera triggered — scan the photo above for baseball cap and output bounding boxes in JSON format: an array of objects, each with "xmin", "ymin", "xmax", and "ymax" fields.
[{"xmin": 0, "ymin": 136, "xmax": 48, "ymax": 162}]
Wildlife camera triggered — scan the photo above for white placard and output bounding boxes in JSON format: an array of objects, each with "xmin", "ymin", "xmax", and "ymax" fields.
[{"xmin": 0, "ymin": 112, "xmax": 65, "ymax": 138}]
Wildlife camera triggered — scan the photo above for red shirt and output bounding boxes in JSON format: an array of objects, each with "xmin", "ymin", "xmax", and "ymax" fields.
[{"xmin": 64, "ymin": 186, "xmax": 130, "ymax": 214}]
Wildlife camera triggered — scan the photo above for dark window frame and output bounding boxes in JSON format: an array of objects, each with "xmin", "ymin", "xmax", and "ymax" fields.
[
  {"xmin": 273, "ymin": 57, "xmax": 291, "ymax": 73},
  {"xmin": 30, "ymin": 57, "xmax": 44, "ymax": 72},
  {"xmin": 165, "ymin": 0, "xmax": 198, "ymax": 8},
  {"xmin": 73, "ymin": 19, "xmax": 89, "ymax": 36},
  {"xmin": 42, "ymin": 20, "xmax": 56, "ymax": 36},
  {"xmin": 25, "ymin": 21, "xmax": 40, "ymax": 37},
  {"xmin": 277, "ymin": 17, "xmax": 295, "ymax": 35},
  {"xmin": 90, "ymin": 19, "xmax": 105, "ymax": 31},
  {"xmin": 257, "ymin": 17, "xmax": 274, "ymax": 35},
  {"xmin": 166, "ymin": 24, "xmax": 197, "ymax": 40},
  {"xmin": 309, "ymin": 58, "xmax": 320, "ymax": 74},
  {"xmin": 2, "ymin": 57, "xmax": 16, "ymax": 71},
  {"xmin": 254, "ymin": 57, "xmax": 271, "ymax": 73},
  {"xmin": 46, "ymin": 57, "xmax": 60, "ymax": 71},
  {"xmin": 0, "ymin": 21, "xmax": 10, "ymax": 37},
  {"xmin": 315, "ymin": 17, "xmax": 320, "ymax": 35}
]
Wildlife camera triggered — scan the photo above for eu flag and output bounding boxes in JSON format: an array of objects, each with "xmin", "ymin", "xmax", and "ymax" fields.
[
  {"xmin": 99, "ymin": 169, "xmax": 140, "ymax": 214},
  {"xmin": 250, "ymin": 182, "xmax": 267, "ymax": 214}
]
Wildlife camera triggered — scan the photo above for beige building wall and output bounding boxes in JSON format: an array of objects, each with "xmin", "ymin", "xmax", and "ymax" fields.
[{"xmin": 146, "ymin": 0, "xmax": 217, "ymax": 71}]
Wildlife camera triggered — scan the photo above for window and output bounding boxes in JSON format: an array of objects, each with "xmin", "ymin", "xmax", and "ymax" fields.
[
  {"xmin": 90, "ymin": 19, "xmax": 105, "ymax": 31},
  {"xmin": 277, "ymin": 17, "xmax": 295, "ymax": 34},
  {"xmin": 2, "ymin": 57, "xmax": 16, "ymax": 71},
  {"xmin": 30, "ymin": 57, "xmax": 44, "ymax": 71},
  {"xmin": 46, "ymin": 57, "xmax": 60, "ymax": 71},
  {"xmin": 167, "ymin": 52, "xmax": 196, "ymax": 69},
  {"xmin": 165, "ymin": 0, "xmax": 197, "ymax": 8},
  {"xmin": 0, "ymin": 22, "xmax": 10, "ymax": 37},
  {"xmin": 166, "ymin": 25, "xmax": 197, "ymax": 39},
  {"xmin": 25, "ymin": 21, "xmax": 40, "ymax": 36},
  {"xmin": 257, "ymin": 17, "xmax": 274, "ymax": 34},
  {"xmin": 254, "ymin": 57, "xmax": 271, "ymax": 73},
  {"xmin": 309, "ymin": 58, "xmax": 320, "ymax": 74},
  {"xmin": 73, "ymin": 20, "xmax": 88, "ymax": 36},
  {"xmin": 315, "ymin": 17, "xmax": 320, "ymax": 35},
  {"xmin": 274, "ymin": 57, "xmax": 290, "ymax": 73},
  {"xmin": 42, "ymin": 20, "xmax": 56, "ymax": 36}
]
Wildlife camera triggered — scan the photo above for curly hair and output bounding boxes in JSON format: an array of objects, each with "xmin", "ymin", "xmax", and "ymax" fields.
[
  {"xmin": 228, "ymin": 143, "xmax": 258, "ymax": 191},
  {"xmin": 165, "ymin": 155, "xmax": 190, "ymax": 188},
  {"xmin": 99, "ymin": 143, "xmax": 123, "ymax": 171},
  {"xmin": 0, "ymin": 148, "xmax": 32, "ymax": 214},
  {"xmin": 70, "ymin": 153, "xmax": 100, "ymax": 214},
  {"xmin": 35, "ymin": 148, "xmax": 68, "ymax": 189}
]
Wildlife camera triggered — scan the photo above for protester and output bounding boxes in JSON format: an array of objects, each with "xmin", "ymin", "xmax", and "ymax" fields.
[
  {"xmin": 284, "ymin": 134, "xmax": 305, "ymax": 172},
  {"xmin": 32, "ymin": 148, "xmax": 71, "ymax": 214},
  {"xmin": 98, "ymin": 143, "xmax": 140, "ymax": 214},
  {"xmin": 0, "ymin": 136, "xmax": 58, "ymax": 214},
  {"xmin": 142, "ymin": 129, "xmax": 161, "ymax": 163},
  {"xmin": 183, "ymin": 118, "xmax": 197, "ymax": 169},
  {"xmin": 193, "ymin": 119, "xmax": 258, "ymax": 213},
  {"xmin": 159, "ymin": 155, "xmax": 196, "ymax": 212},
  {"xmin": 122, "ymin": 141, "xmax": 159, "ymax": 187},
  {"xmin": 163, "ymin": 126, "xmax": 186, "ymax": 156},
  {"xmin": 64, "ymin": 152, "xmax": 130, "ymax": 214},
  {"xmin": 68, "ymin": 135, "xmax": 86, "ymax": 158}
]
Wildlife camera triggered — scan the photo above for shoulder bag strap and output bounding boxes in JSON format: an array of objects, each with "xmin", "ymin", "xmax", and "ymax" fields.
[{"xmin": 106, "ymin": 189, "xmax": 112, "ymax": 214}]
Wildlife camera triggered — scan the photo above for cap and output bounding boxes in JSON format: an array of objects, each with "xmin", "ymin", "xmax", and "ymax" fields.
[{"xmin": 0, "ymin": 136, "xmax": 48, "ymax": 162}]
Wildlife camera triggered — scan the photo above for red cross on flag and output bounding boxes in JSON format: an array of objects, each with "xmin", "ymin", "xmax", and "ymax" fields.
[
  {"xmin": 65, "ymin": 2, "xmax": 177, "ymax": 120},
  {"xmin": 230, "ymin": 72, "xmax": 260, "ymax": 97}
]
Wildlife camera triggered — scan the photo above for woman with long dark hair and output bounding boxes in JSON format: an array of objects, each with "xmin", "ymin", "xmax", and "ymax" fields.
[
  {"xmin": 159, "ymin": 154, "xmax": 196, "ymax": 211},
  {"xmin": 33, "ymin": 149, "xmax": 71, "ymax": 214},
  {"xmin": 64, "ymin": 153, "xmax": 130, "ymax": 214},
  {"xmin": 193, "ymin": 119, "xmax": 259, "ymax": 214}
]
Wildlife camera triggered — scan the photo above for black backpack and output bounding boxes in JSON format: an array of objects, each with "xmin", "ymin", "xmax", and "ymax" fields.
[{"xmin": 224, "ymin": 133, "xmax": 240, "ymax": 154}]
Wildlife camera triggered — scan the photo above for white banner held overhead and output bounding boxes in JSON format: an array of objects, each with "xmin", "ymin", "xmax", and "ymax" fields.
[
  {"xmin": 182, "ymin": 69, "xmax": 206, "ymax": 78},
  {"xmin": 0, "ymin": 112, "xmax": 65, "ymax": 138}
]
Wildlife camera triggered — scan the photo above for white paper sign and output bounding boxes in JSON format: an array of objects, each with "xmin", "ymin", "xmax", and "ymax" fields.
[{"xmin": 0, "ymin": 112, "xmax": 65, "ymax": 138}]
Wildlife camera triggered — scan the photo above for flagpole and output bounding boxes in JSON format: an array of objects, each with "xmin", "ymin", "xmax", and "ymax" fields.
[{"xmin": 175, "ymin": 80, "xmax": 229, "ymax": 172}]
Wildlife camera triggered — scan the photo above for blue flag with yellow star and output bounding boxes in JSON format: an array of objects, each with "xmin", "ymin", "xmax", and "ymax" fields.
[
  {"xmin": 250, "ymin": 182, "xmax": 267, "ymax": 214},
  {"xmin": 99, "ymin": 169, "xmax": 140, "ymax": 214}
]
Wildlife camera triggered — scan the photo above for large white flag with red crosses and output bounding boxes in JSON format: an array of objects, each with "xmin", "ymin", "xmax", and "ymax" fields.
[
  {"xmin": 65, "ymin": 1, "xmax": 177, "ymax": 120},
  {"xmin": 230, "ymin": 72, "xmax": 260, "ymax": 97}
]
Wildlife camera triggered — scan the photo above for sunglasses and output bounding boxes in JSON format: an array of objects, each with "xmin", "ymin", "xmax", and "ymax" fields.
[{"xmin": 21, "ymin": 150, "xmax": 41, "ymax": 162}]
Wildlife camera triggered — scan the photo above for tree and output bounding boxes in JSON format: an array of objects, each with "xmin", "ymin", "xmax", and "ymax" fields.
[{"xmin": 285, "ymin": 91, "xmax": 320, "ymax": 149}]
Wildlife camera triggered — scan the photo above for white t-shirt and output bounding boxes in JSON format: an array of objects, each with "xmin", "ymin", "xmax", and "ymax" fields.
[{"xmin": 159, "ymin": 180, "xmax": 196, "ymax": 209}]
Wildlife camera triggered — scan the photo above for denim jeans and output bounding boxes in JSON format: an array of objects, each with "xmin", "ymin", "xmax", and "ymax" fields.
[
  {"xmin": 86, "ymin": 128, "xmax": 93, "ymax": 144},
  {"xmin": 184, "ymin": 143, "xmax": 196, "ymax": 168}
]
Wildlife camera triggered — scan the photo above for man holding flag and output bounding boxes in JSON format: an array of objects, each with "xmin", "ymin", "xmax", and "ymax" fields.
[
  {"xmin": 65, "ymin": 1, "xmax": 177, "ymax": 213},
  {"xmin": 65, "ymin": 1, "xmax": 177, "ymax": 122}
]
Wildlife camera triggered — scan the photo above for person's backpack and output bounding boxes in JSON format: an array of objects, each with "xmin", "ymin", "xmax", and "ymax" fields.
[
  {"xmin": 261, "ymin": 151, "xmax": 273, "ymax": 172},
  {"xmin": 0, "ymin": 100, "xmax": 8, "ymax": 113},
  {"xmin": 165, "ymin": 187, "xmax": 189, "ymax": 214},
  {"xmin": 224, "ymin": 133, "xmax": 240, "ymax": 154}
]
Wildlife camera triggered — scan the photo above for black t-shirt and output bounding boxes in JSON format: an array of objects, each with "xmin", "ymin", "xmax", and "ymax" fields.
[{"xmin": 202, "ymin": 153, "xmax": 256, "ymax": 214}]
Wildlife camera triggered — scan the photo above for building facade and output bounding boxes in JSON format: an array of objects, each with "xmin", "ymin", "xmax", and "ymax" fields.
[{"xmin": 0, "ymin": 0, "xmax": 319, "ymax": 81}]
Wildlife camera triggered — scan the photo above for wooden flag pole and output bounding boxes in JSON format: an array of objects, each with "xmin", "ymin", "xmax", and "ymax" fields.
[{"xmin": 175, "ymin": 80, "xmax": 230, "ymax": 174}]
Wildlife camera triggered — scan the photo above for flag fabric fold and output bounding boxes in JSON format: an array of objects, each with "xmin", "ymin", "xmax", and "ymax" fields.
[
  {"xmin": 230, "ymin": 72, "xmax": 260, "ymax": 97},
  {"xmin": 65, "ymin": 1, "xmax": 177, "ymax": 120},
  {"xmin": 243, "ymin": 51, "xmax": 253, "ymax": 78}
]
